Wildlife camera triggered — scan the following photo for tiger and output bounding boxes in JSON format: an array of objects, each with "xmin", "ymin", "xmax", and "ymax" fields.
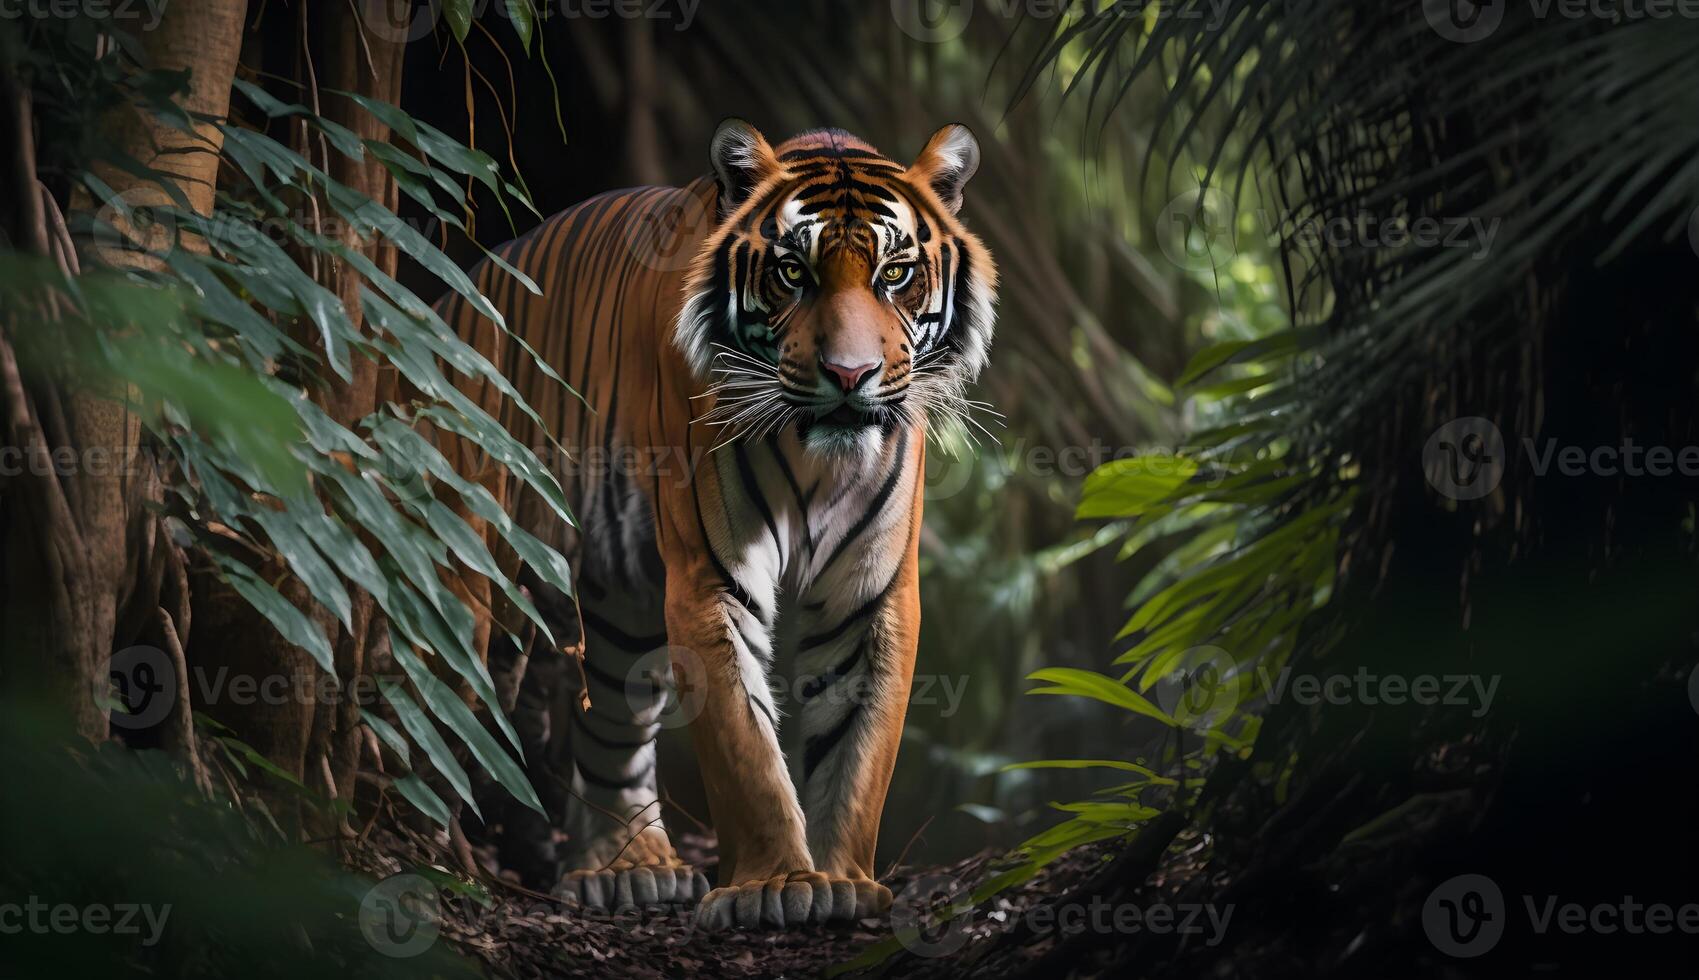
[{"xmin": 433, "ymin": 120, "xmax": 996, "ymax": 929}]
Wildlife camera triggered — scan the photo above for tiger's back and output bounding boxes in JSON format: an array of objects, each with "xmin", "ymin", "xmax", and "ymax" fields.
[{"xmin": 436, "ymin": 178, "xmax": 717, "ymax": 594}]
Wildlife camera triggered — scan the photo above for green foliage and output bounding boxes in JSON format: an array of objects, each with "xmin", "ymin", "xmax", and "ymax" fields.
[
  {"xmin": 980, "ymin": 0, "xmax": 1699, "ymax": 917},
  {"xmin": 993, "ymin": 359, "xmax": 1353, "ymax": 888},
  {"xmin": 6, "ymin": 20, "xmax": 572, "ymax": 825},
  {"xmin": 0, "ymin": 702, "xmax": 479, "ymax": 978}
]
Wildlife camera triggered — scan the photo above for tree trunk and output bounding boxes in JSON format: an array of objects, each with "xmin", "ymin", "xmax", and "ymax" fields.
[
  {"xmin": 186, "ymin": 0, "xmax": 406, "ymax": 837},
  {"xmin": 304, "ymin": 0, "xmax": 407, "ymax": 823},
  {"xmin": 0, "ymin": 1, "xmax": 247, "ymax": 745}
]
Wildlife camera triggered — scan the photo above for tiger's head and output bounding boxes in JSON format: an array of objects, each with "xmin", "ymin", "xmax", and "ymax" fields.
[{"xmin": 678, "ymin": 120, "xmax": 997, "ymax": 458}]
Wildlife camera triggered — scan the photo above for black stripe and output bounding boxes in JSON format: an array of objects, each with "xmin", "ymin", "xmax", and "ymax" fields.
[
  {"xmin": 770, "ymin": 441, "xmax": 814, "ymax": 555},
  {"xmin": 777, "ymin": 147, "xmax": 894, "ymax": 163},
  {"xmin": 577, "ymin": 757, "xmax": 653, "ymax": 791},
  {"xmin": 749, "ymin": 694, "xmax": 778, "ymax": 732},
  {"xmin": 581, "ymin": 610, "xmax": 666, "ymax": 653},
  {"xmin": 572, "ymin": 192, "xmax": 651, "ymax": 456},
  {"xmin": 710, "ymin": 541, "xmax": 763, "ymax": 621},
  {"xmin": 572, "ymin": 707, "xmax": 658, "ymax": 751},
  {"xmin": 551, "ymin": 193, "xmax": 622, "ymax": 391},
  {"xmin": 933, "ymin": 245, "xmax": 954, "ymax": 349},
  {"xmin": 818, "ymin": 429, "xmax": 909, "ymax": 576},
  {"xmin": 804, "ymin": 705, "xmax": 861, "ymax": 779},
  {"xmin": 582, "ymin": 654, "xmax": 659, "ymax": 694},
  {"xmin": 496, "ymin": 220, "xmax": 549, "ymax": 382},
  {"xmin": 800, "ymin": 641, "xmax": 865, "ymax": 702},
  {"xmin": 688, "ymin": 451, "xmax": 767, "ymax": 622},
  {"xmin": 734, "ymin": 443, "xmax": 779, "ymax": 546},
  {"xmin": 800, "ymin": 568, "xmax": 899, "ymax": 650},
  {"xmin": 945, "ymin": 244, "xmax": 975, "ymax": 356}
]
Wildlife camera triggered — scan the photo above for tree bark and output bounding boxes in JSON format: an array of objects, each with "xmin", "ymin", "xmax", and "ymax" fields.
[
  {"xmin": 2, "ymin": 3, "xmax": 245, "ymax": 743},
  {"xmin": 304, "ymin": 0, "xmax": 407, "ymax": 824}
]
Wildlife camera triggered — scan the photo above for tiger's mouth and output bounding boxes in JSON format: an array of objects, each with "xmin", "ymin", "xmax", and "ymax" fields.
[{"xmin": 818, "ymin": 403, "xmax": 878, "ymax": 429}]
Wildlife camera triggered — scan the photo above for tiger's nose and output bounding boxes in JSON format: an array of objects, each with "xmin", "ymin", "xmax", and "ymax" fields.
[{"xmin": 821, "ymin": 358, "xmax": 880, "ymax": 393}]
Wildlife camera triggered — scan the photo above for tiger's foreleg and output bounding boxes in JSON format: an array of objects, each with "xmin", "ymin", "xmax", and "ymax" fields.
[
  {"xmin": 686, "ymin": 446, "xmax": 924, "ymax": 930},
  {"xmin": 786, "ymin": 464, "xmax": 926, "ymax": 926},
  {"xmin": 554, "ymin": 583, "xmax": 710, "ymax": 909},
  {"xmin": 664, "ymin": 554, "xmax": 844, "ymax": 929},
  {"xmin": 790, "ymin": 542, "xmax": 919, "ymax": 918}
]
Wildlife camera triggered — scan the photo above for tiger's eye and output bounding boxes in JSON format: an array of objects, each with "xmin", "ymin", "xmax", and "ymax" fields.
[
  {"xmin": 778, "ymin": 258, "xmax": 806, "ymax": 284},
  {"xmin": 881, "ymin": 263, "xmax": 913, "ymax": 288}
]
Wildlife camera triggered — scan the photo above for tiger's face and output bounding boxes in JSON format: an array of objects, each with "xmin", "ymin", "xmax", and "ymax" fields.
[{"xmin": 678, "ymin": 121, "xmax": 997, "ymax": 459}]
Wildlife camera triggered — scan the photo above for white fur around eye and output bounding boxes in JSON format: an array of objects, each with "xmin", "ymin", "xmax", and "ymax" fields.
[{"xmin": 879, "ymin": 263, "xmax": 914, "ymax": 290}]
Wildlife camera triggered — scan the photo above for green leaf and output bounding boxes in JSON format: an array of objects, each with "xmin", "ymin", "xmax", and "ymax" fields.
[
  {"xmin": 213, "ymin": 555, "xmax": 334, "ymax": 673},
  {"xmin": 244, "ymin": 505, "xmax": 354, "ymax": 631},
  {"xmin": 389, "ymin": 634, "xmax": 543, "ymax": 816},
  {"xmin": 392, "ymin": 773, "xmax": 453, "ymax": 828},
  {"xmin": 505, "ymin": 0, "xmax": 535, "ymax": 51},
  {"xmin": 1049, "ymin": 801, "xmax": 1164, "ymax": 823},
  {"xmin": 1001, "ymin": 759, "xmax": 1176, "ymax": 784},
  {"xmin": 1176, "ymin": 339, "xmax": 1255, "ymax": 386},
  {"xmin": 379, "ymin": 677, "xmax": 479, "ymax": 820},
  {"xmin": 1024, "ymin": 667, "xmax": 1176, "ymax": 725},
  {"xmin": 360, "ymin": 709, "xmax": 412, "ymax": 767},
  {"xmin": 444, "ymin": 0, "xmax": 473, "ymax": 41},
  {"xmin": 1076, "ymin": 456, "xmax": 1199, "ymax": 519}
]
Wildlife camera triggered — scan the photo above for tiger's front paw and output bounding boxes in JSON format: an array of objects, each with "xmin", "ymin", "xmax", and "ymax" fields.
[
  {"xmin": 556, "ymin": 864, "xmax": 711, "ymax": 910},
  {"xmin": 696, "ymin": 872, "xmax": 892, "ymax": 929}
]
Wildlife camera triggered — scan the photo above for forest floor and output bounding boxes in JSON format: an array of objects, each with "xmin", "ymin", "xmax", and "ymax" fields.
[{"xmin": 351, "ymin": 826, "xmax": 1189, "ymax": 979}]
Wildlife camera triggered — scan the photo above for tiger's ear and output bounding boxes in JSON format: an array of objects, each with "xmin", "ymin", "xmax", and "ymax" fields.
[
  {"xmin": 907, "ymin": 124, "xmax": 981, "ymax": 215},
  {"xmin": 709, "ymin": 118, "xmax": 780, "ymax": 219}
]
